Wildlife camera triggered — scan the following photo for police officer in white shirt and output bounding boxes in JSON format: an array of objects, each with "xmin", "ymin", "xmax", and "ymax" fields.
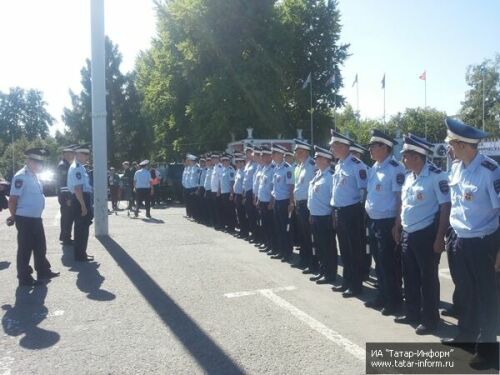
[
  {"xmin": 133, "ymin": 160, "xmax": 152, "ymax": 218},
  {"xmin": 8, "ymin": 148, "xmax": 59, "ymax": 286},
  {"xmin": 67, "ymin": 144, "xmax": 95, "ymax": 262}
]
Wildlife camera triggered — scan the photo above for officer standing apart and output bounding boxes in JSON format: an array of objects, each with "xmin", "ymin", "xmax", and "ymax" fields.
[
  {"xmin": 270, "ymin": 144, "xmax": 295, "ymax": 262},
  {"xmin": 67, "ymin": 145, "xmax": 95, "ymax": 262},
  {"xmin": 364, "ymin": 130, "xmax": 405, "ymax": 315},
  {"xmin": 56, "ymin": 145, "xmax": 75, "ymax": 245},
  {"xmin": 133, "ymin": 160, "xmax": 153, "ymax": 219},
  {"xmin": 440, "ymin": 118, "xmax": 499, "ymax": 370},
  {"xmin": 293, "ymin": 139, "xmax": 317, "ymax": 272},
  {"xmin": 8, "ymin": 148, "xmax": 60, "ymax": 286},
  {"xmin": 307, "ymin": 146, "xmax": 335, "ymax": 284},
  {"xmin": 330, "ymin": 131, "xmax": 368, "ymax": 295},
  {"xmin": 394, "ymin": 135, "xmax": 451, "ymax": 335}
]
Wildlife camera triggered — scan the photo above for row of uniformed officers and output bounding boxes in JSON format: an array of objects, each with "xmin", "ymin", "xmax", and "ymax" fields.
[{"xmin": 182, "ymin": 117, "xmax": 499, "ymax": 369}]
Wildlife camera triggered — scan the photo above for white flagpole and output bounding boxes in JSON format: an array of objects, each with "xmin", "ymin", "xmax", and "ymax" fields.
[
  {"xmin": 310, "ymin": 77, "xmax": 314, "ymax": 145},
  {"xmin": 383, "ymin": 77, "xmax": 386, "ymax": 125},
  {"xmin": 482, "ymin": 68, "xmax": 485, "ymax": 131},
  {"xmin": 91, "ymin": 0, "xmax": 108, "ymax": 236},
  {"xmin": 424, "ymin": 73, "xmax": 427, "ymax": 139}
]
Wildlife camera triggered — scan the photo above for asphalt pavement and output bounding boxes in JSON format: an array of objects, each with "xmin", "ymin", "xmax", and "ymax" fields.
[{"xmin": 0, "ymin": 197, "xmax": 494, "ymax": 374}]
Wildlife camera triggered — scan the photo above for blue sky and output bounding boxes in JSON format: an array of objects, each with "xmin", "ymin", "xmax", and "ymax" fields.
[
  {"xmin": 338, "ymin": 0, "xmax": 500, "ymax": 120},
  {"xmin": 0, "ymin": 0, "xmax": 498, "ymax": 134}
]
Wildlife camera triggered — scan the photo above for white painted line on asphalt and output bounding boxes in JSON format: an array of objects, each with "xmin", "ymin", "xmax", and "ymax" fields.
[
  {"xmin": 259, "ymin": 289, "xmax": 365, "ymax": 361},
  {"xmin": 224, "ymin": 286, "xmax": 296, "ymax": 298},
  {"xmin": 439, "ymin": 268, "xmax": 452, "ymax": 280},
  {"xmin": 224, "ymin": 286, "xmax": 365, "ymax": 361}
]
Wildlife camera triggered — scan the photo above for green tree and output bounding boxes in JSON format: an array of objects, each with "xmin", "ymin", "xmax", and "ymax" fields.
[
  {"xmin": 0, "ymin": 87, "xmax": 53, "ymax": 147},
  {"xmin": 459, "ymin": 54, "xmax": 500, "ymax": 136},
  {"xmin": 137, "ymin": 0, "xmax": 349, "ymax": 159},
  {"xmin": 63, "ymin": 37, "xmax": 150, "ymax": 166},
  {"xmin": 385, "ymin": 107, "xmax": 448, "ymax": 143}
]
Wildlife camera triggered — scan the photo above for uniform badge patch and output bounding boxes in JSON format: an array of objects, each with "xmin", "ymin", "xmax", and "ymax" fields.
[
  {"xmin": 230, "ymin": 172, "xmax": 234, "ymax": 178},
  {"xmin": 375, "ymin": 184, "xmax": 382, "ymax": 192},
  {"xmin": 439, "ymin": 180, "xmax": 449, "ymax": 194},
  {"xmin": 396, "ymin": 173, "xmax": 405, "ymax": 185},
  {"xmin": 494, "ymin": 179, "xmax": 500, "ymax": 194},
  {"xmin": 14, "ymin": 179, "xmax": 23, "ymax": 189},
  {"xmin": 464, "ymin": 191, "xmax": 473, "ymax": 201},
  {"xmin": 287, "ymin": 171, "xmax": 292, "ymax": 179},
  {"xmin": 76, "ymin": 172, "xmax": 82, "ymax": 180},
  {"xmin": 359, "ymin": 169, "xmax": 367, "ymax": 180},
  {"xmin": 416, "ymin": 192, "xmax": 424, "ymax": 201}
]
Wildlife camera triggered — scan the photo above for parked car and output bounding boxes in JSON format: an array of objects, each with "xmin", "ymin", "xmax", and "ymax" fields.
[{"xmin": 158, "ymin": 163, "xmax": 184, "ymax": 203}]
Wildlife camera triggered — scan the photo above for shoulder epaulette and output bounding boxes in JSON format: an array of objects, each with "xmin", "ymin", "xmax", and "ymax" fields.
[
  {"xmin": 389, "ymin": 160, "xmax": 399, "ymax": 167},
  {"xmin": 271, "ymin": 164, "xmax": 275, "ymax": 168},
  {"xmin": 481, "ymin": 160, "xmax": 498, "ymax": 171},
  {"xmin": 351, "ymin": 157, "xmax": 360, "ymax": 164},
  {"xmin": 309, "ymin": 159, "xmax": 315, "ymax": 166},
  {"xmin": 284, "ymin": 162, "xmax": 290, "ymax": 168}
]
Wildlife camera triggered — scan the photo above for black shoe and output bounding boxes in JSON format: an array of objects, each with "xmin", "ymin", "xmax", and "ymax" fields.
[
  {"xmin": 332, "ymin": 285, "xmax": 348, "ymax": 293},
  {"xmin": 381, "ymin": 307, "xmax": 397, "ymax": 316},
  {"xmin": 146, "ymin": 214, "xmax": 152, "ymax": 218},
  {"xmin": 440, "ymin": 335, "xmax": 475, "ymax": 346},
  {"xmin": 394, "ymin": 316, "xmax": 419, "ymax": 325},
  {"xmin": 415, "ymin": 324, "xmax": 436, "ymax": 335},
  {"xmin": 316, "ymin": 277, "xmax": 335, "ymax": 285},
  {"xmin": 342, "ymin": 289, "xmax": 361, "ymax": 298},
  {"xmin": 441, "ymin": 308, "xmax": 460, "ymax": 318},
  {"xmin": 270, "ymin": 254, "xmax": 283, "ymax": 260},
  {"xmin": 310, "ymin": 274, "xmax": 324, "ymax": 282},
  {"xmin": 18, "ymin": 278, "xmax": 43, "ymax": 287},
  {"xmin": 38, "ymin": 271, "xmax": 60, "ymax": 280},
  {"xmin": 291, "ymin": 263, "xmax": 307, "ymax": 269},
  {"xmin": 302, "ymin": 268, "xmax": 316, "ymax": 275},
  {"xmin": 134, "ymin": 213, "xmax": 138, "ymax": 218},
  {"xmin": 281, "ymin": 256, "xmax": 291, "ymax": 263},
  {"xmin": 469, "ymin": 351, "xmax": 499, "ymax": 370},
  {"xmin": 61, "ymin": 239, "xmax": 74, "ymax": 245},
  {"xmin": 75, "ymin": 255, "xmax": 95, "ymax": 262},
  {"xmin": 364, "ymin": 299, "xmax": 384, "ymax": 309}
]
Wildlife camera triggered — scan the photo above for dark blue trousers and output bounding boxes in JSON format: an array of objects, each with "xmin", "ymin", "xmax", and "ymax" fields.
[
  {"xmin": 401, "ymin": 223, "xmax": 441, "ymax": 327},
  {"xmin": 454, "ymin": 230, "xmax": 498, "ymax": 343},
  {"xmin": 273, "ymin": 199, "xmax": 292, "ymax": 258},
  {"xmin": 369, "ymin": 217, "xmax": 403, "ymax": 309}
]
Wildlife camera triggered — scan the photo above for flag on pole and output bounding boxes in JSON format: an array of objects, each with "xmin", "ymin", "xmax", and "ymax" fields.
[
  {"xmin": 352, "ymin": 74, "xmax": 358, "ymax": 87},
  {"xmin": 325, "ymin": 73, "xmax": 335, "ymax": 87},
  {"xmin": 419, "ymin": 71, "xmax": 426, "ymax": 80},
  {"xmin": 302, "ymin": 72, "xmax": 311, "ymax": 90},
  {"xmin": 381, "ymin": 74, "xmax": 385, "ymax": 89}
]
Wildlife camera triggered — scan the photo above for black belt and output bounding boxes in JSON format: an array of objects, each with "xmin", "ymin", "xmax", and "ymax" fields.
[{"xmin": 296, "ymin": 200, "xmax": 307, "ymax": 206}]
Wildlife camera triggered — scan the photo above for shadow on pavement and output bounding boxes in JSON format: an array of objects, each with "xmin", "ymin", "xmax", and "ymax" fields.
[
  {"xmin": 1, "ymin": 285, "xmax": 60, "ymax": 349},
  {"xmin": 141, "ymin": 218, "xmax": 165, "ymax": 224},
  {"xmin": 98, "ymin": 235, "xmax": 245, "ymax": 375},
  {"xmin": 0, "ymin": 261, "xmax": 11, "ymax": 271},
  {"xmin": 61, "ymin": 245, "xmax": 116, "ymax": 302}
]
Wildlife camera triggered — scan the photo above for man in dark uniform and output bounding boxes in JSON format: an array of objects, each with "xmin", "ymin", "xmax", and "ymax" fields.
[
  {"xmin": 8, "ymin": 148, "xmax": 60, "ymax": 286},
  {"xmin": 56, "ymin": 145, "xmax": 75, "ymax": 245},
  {"xmin": 67, "ymin": 144, "xmax": 95, "ymax": 262}
]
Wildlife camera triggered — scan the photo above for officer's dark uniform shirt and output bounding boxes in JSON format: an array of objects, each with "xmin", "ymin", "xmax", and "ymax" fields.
[{"xmin": 56, "ymin": 159, "xmax": 71, "ymax": 193}]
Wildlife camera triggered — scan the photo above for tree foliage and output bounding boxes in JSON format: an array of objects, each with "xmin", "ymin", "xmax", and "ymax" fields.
[
  {"xmin": 62, "ymin": 37, "xmax": 151, "ymax": 166},
  {"xmin": 136, "ymin": 0, "xmax": 349, "ymax": 158},
  {"xmin": 459, "ymin": 54, "xmax": 500, "ymax": 136}
]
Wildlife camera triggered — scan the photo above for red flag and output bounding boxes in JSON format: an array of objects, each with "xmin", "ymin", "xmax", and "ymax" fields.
[{"xmin": 419, "ymin": 71, "xmax": 426, "ymax": 80}]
